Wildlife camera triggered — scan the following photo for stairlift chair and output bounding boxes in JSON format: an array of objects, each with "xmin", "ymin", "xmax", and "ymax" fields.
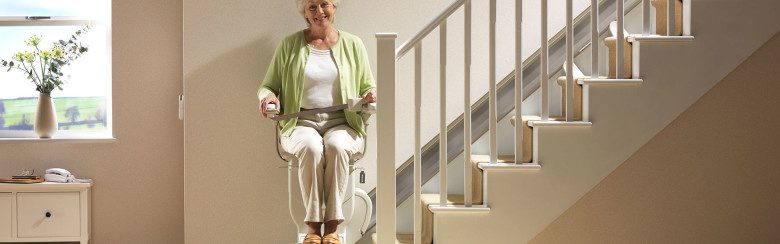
[{"xmin": 271, "ymin": 104, "xmax": 374, "ymax": 244}]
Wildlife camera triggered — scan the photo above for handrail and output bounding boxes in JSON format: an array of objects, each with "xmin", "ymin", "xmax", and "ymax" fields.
[{"xmin": 395, "ymin": 0, "xmax": 465, "ymax": 60}]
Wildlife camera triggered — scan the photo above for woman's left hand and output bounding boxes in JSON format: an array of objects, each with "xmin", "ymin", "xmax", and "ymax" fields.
[{"xmin": 362, "ymin": 89, "xmax": 377, "ymax": 103}]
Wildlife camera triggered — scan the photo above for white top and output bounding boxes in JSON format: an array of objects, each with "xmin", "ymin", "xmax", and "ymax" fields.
[{"xmin": 301, "ymin": 47, "xmax": 342, "ymax": 109}]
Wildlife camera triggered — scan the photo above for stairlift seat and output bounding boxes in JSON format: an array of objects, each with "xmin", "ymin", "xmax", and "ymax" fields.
[{"xmin": 278, "ymin": 126, "xmax": 372, "ymax": 244}]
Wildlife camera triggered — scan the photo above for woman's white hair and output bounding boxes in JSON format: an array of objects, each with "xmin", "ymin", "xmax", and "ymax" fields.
[{"xmin": 297, "ymin": 0, "xmax": 340, "ymax": 25}]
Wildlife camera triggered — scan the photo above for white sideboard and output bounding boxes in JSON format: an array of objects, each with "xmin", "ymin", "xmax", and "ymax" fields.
[{"xmin": 0, "ymin": 182, "xmax": 91, "ymax": 244}]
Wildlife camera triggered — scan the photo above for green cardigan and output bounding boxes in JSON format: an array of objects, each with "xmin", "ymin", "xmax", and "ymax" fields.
[{"xmin": 257, "ymin": 30, "xmax": 376, "ymax": 136}]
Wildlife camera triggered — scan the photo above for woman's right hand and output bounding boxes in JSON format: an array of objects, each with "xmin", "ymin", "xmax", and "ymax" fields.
[{"xmin": 259, "ymin": 93, "xmax": 280, "ymax": 118}]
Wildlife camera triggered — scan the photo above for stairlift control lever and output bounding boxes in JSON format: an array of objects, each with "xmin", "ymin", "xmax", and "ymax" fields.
[{"xmin": 265, "ymin": 103, "xmax": 279, "ymax": 116}]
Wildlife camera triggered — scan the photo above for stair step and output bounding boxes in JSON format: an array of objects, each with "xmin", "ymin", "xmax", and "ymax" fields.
[
  {"xmin": 478, "ymin": 162, "xmax": 541, "ymax": 171},
  {"xmin": 578, "ymin": 78, "xmax": 644, "ymax": 85},
  {"xmin": 628, "ymin": 35, "xmax": 695, "ymax": 42},
  {"xmin": 527, "ymin": 120, "xmax": 592, "ymax": 127},
  {"xmin": 371, "ymin": 233, "xmax": 414, "ymax": 244},
  {"xmin": 470, "ymin": 154, "xmax": 541, "ymax": 171},
  {"xmin": 470, "ymin": 154, "xmax": 516, "ymax": 164},
  {"xmin": 428, "ymin": 204, "xmax": 491, "ymax": 212}
]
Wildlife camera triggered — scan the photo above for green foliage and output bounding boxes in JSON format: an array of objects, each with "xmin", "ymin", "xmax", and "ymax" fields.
[
  {"xmin": 65, "ymin": 106, "xmax": 80, "ymax": 123},
  {"xmin": 0, "ymin": 26, "xmax": 91, "ymax": 95}
]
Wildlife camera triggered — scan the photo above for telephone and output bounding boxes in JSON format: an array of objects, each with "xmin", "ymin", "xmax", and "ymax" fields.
[
  {"xmin": 44, "ymin": 168, "xmax": 72, "ymax": 182},
  {"xmin": 44, "ymin": 168, "xmax": 92, "ymax": 183}
]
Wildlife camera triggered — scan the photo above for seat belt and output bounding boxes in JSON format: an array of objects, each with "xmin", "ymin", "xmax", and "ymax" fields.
[{"xmin": 266, "ymin": 98, "xmax": 376, "ymax": 121}]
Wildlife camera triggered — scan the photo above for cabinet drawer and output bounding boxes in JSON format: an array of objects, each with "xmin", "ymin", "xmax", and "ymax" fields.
[
  {"xmin": 17, "ymin": 192, "xmax": 80, "ymax": 238},
  {"xmin": 0, "ymin": 193, "xmax": 11, "ymax": 239}
]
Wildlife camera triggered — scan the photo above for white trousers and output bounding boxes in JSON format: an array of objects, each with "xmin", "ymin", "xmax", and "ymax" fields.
[{"xmin": 280, "ymin": 111, "xmax": 364, "ymax": 224}]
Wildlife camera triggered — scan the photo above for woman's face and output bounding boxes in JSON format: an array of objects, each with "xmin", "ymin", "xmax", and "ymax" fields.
[{"xmin": 304, "ymin": 0, "xmax": 336, "ymax": 28}]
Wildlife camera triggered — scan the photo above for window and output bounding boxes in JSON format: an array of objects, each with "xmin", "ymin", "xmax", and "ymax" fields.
[{"xmin": 0, "ymin": 0, "xmax": 112, "ymax": 139}]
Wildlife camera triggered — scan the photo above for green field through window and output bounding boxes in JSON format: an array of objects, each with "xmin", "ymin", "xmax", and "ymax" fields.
[{"xmin": 0, "ymin": 97, "xmax": 107, "ymax": 131}]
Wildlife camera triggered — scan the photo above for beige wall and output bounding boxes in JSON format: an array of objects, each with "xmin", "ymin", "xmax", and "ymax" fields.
[
  {"xmin": 0, "ymin": 0, "xmax": 184, "ymax": 243},
  {"xmin": 182, "ymin": 0, "xmax": 589, "ymax": 204},
  {"xmin": 181, "ymin": 0, "xmax": 582, "ymax": 242},
  {"xmin": 530, "ymin": 33, "xmax": 780, "ymax": 244}
]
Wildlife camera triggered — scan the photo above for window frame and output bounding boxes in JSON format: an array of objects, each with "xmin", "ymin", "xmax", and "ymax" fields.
[{"xmin": 0, "ymin": 16, "xmax": 113, "ymax": 140}]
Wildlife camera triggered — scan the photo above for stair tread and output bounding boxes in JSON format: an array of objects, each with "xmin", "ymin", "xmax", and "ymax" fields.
[
  {"xmin": 627, "ymin": 35, "xmax": 695, "ymax": 42},
  {"xmin": 528, "ymin": 120, "xmax": 592, "ymax": 127},
  {"xmin": 421, "ymin": 194, "xmax": 490, "ymax": 212},
  {"xmin": 478, "ymin": 162, "xmax": 541, "ymax": 171},
  {"xmin": 470, "ymin": 154, "xmax": 517, "ymax": 164},
  {"xmin": 421, "ymin": 193, "xmax": 466, "ymax": 205},
  {"xmin": 509, "ymin": 115, "xmax": 565, "ymax": 127},
  {"xmin": 579, "ymin": 78, "xmax": 644, "ymax": 85}
]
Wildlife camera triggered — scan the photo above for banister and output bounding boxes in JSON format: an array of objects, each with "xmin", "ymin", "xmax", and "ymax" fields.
[
  {"xmin": 367, "ymin": 0, "xmax": 644, "ymax": 232},
  {"xmin": 395, "ymin": 0, "xmax": 465, "ymax": 60}
]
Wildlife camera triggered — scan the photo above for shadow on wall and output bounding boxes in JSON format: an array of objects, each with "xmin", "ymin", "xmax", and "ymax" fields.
[
  {"xmin": 530, "ymin": 33, "xmax": 780, "ymax": 244},
  {"xmin": 185, "ymin": 34, "xmax": 302, "ymax": 243}
]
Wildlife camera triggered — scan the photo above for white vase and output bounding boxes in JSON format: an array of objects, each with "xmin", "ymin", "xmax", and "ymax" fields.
[{"xmin": 34, "ymin": 93, "xmax": 58, "ymax": 138}]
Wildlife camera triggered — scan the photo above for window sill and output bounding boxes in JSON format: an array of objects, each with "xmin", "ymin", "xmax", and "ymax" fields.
[{"xmin": 0, "ymin": 137, "xmax": 117, "ymax": 144}]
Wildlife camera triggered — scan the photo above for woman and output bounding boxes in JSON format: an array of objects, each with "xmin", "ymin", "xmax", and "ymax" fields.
[{"xmin": 257, "ymin": 0, "xmax": 376, "ymax": 243}]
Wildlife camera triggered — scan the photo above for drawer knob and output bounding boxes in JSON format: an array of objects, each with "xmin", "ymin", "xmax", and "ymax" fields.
[{"xmin": 45, "ymin": 211, "xmax": 52, "ymax": 218}]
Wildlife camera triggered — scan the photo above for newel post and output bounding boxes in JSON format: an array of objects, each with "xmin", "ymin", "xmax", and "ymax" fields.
[{"xmin": 375, "ymin": 32, "xmax": 397, "ymax": 244}]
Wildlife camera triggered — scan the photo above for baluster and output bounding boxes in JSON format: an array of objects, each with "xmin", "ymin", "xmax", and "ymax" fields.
[
  {"xmin": 643, "ymin": 0, "xmax": 650, "ymax": 35},
  {"xmin": 591, "ymin": 0, "xmax": 599, "ymax": 79},
  {"xmin": 375, "ymin": 33, "xmax": 397, "ymax": 244},
  {"xmin": 414, "ymin": 43, "xmax": 422, "ymax": 244},
  {"xmin": 616, "ymin": 0, "xmax": 624, "ymax": 79},
  {"xmin": 668, "ymin": 0, "xmax": 675, "ymax": 36},
  {"xmin": 489, "ymin": 0, "xmax": 498, "ymax": 163},
  {"xmin": 540, "ymin": 0, "xmax": 549, "ymax": 120},
  {"xmin": 464, "ymin": 0, "xmax": 473, "ymax": 206},
  {"xmin": 514, "ymin": 0, "xmax": 523, "ymax": 164},
  {"xmin": 439, "ymin": 21, "xmax": 448, "ymax": 206},
  {"xmin": 683, "ymin": 0, "xmax": 691, "ymax": 36},
  {"xmin": 565, "ymin": 0, "xmax": 574, "ymax": 122}
]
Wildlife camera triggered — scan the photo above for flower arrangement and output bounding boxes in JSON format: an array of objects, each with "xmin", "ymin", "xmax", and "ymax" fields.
[{"xmin": 0, "ymin": 26, "xmax": 90, "ymax": 95}]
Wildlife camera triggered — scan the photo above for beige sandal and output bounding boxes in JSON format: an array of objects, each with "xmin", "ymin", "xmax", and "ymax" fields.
[
  {"xmin": 322, "ymin": 233, "xmax": 340, "ymax": 244},
  {"xmin": 303, "ymin": 233, "xmax": 322, "ymax": 244}
]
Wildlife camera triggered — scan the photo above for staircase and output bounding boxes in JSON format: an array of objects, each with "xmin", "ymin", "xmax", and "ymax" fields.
[{"xmin": 365, "ymin": 0, "xmax": 780, "ymax": 243}]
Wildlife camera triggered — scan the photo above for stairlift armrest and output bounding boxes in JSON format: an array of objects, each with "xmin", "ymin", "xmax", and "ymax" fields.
[{"xmin": 346, "ymin": 98, "xmax": 377, "ymax": 114}]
